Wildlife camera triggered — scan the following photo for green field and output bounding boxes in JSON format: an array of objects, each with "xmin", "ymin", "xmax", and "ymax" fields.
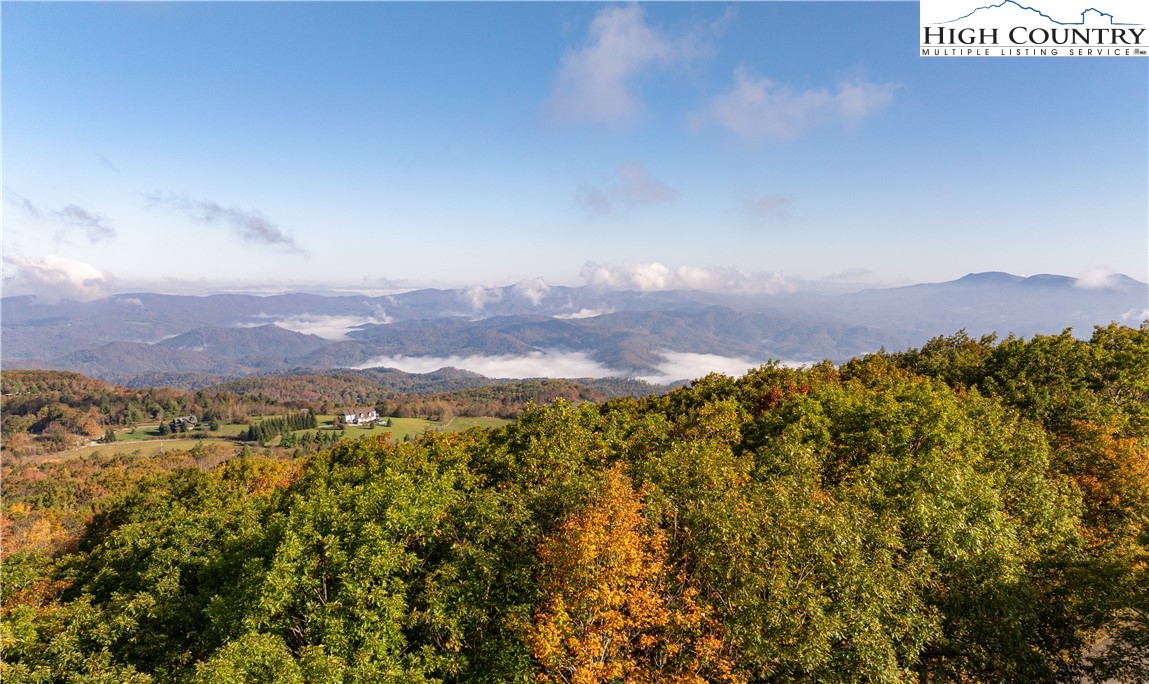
[
  {"xmin": 310, "ymin": 415, "xmax": 511, "ymax": 441},
  {"xmin": 436, "ymin": 416, "xmax": 512, "ymax": 431},
  {"xmin": 33, "ymin": 439, "xmax": 236, "ymax": 464},
  {"xmin": 109, "ymin": 421, "xmax": 251, "ymax": 441},
  {"xmin": 41, "ymin": 414, "xmax": 512, "ymax": 462}
]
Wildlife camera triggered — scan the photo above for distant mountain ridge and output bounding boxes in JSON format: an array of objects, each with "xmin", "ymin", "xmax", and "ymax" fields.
[
  {"xmin": 156, "ymin": 324, "xmax": 327, "ymax": 358},
  {"xmin": 3, "ymin": 272, "xmax": 1145, "ymax": 385}
]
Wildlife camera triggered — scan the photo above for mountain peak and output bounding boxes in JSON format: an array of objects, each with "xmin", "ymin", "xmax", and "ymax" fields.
[{"xmin": 955, "ymin": 272, "xmax": 1024, "ymax": 286}]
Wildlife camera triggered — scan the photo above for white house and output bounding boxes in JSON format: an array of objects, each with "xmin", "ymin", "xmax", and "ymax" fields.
[{"xmin": 341, "ymin": 408, "xmax": 378, "ymax": 425}]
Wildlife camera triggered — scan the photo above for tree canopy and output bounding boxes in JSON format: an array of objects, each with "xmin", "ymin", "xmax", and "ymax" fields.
[{"xmin": 3, "ymin": 323, "xmax": 1146, "ymax": 683}]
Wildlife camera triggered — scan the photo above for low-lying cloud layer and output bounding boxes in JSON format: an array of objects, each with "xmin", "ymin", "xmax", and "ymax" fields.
[
  {"xmin": 352, "ymin": 350, "xmax": 618, "ymax": 379},
  {"xmin": 636, "ymin": 351, "xmax": 765, "ymax": 385},
  {"xmin": 553, "ymin": 308, "xmax": 607, "ymax": 320},
  {"xmin": 581, "ymin": 261, "xmax": 793, "ymax": 294},
  {"xmin": 351, "ymin": 348, "xmax": 789, "ymax": 384},
  {"xmin": 252, "ymin": 312, "xmax": 394, "ymax": 340}
]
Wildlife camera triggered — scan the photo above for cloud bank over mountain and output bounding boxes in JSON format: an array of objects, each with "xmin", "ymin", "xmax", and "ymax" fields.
[
  {"xmin": 3, "ymin": 270, "xmax": 1144, "ymax": 388},
  {"xmin": 2, "ymin": 254, "xmax": 112, "ymax": 303},
  {"xmin": 580, "ymin": 262, "xmax": 793, "ymax": 294}
]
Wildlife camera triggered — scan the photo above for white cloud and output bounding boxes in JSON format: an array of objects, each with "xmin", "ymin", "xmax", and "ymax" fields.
[
  {"xmin": 253, "ymin": 312, "xmax": 393, "ymax": 340},
  {"xmin": 1075, "ymin": 266, "xmax": 1120, "ymax": 290},
  {"xmin": 352, "ymin": 349, "xmax": 802, "ymax": 384},
  {"xmin": 577, "ymin": 161, "xmax": 678, "ymax": 217},
  {"xmin": 1121, "ymin": 308, "xmax": 1149, "ymax": 322},
  {"xmin": 351, "ymin": 350, "xmax": 617, "ymax": 379},
  {"xmin": 580, "ymin": 261, "xmax": 794, "ymax": 294},
  {"xmin": 637, "ymin": 351, "xmax": 762, "ymax": 384},
  {"xmin": 2, "ymin": 254, "xmax": 111, "ymax": 302},
  {"xmin": 513, "ymin": 277, "xmax": 551, "ymax": 305},
  {"xmin": 637, "ymin": 352, "xmax": 810, "ymax": 384},
  {"xmin": 548, "ymin": 5, "xmax": 685, "ymax": 125},
  {"xmin": 699, "ymin": 66, "xmax": 899, "ymax": 141},
  {"xmin": 554, "ymin": 308, "xmax": 607, "ymax": 320},
  {"xmin": 460, "ymin": 285, "xmax": 504, "ymax": 311}
]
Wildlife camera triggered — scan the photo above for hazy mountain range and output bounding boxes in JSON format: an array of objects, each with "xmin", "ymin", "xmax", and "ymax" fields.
[{"xmin": 3, "ymin": 272, "xmax": 1145, "ymax": 387}]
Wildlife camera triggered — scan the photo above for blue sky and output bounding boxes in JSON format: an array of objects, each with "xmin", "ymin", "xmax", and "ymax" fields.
[{"xmin": 3, "ymin": 1, "xmax": 1146, "ymax": 299}]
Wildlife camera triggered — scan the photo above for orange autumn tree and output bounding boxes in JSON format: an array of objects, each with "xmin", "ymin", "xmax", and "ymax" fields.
[{"xmin": 527, "ymin": 465, "xmax": 740, "ymax": 684}]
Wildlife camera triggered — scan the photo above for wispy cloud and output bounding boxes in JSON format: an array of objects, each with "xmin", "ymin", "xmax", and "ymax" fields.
[
  {"xmin": 575, "ymin": 186, "xmax": 615, "ymax": 216},
  {"xmin": 581, "ymin": 261, "xmax": 793, "ymax": 294},
  {"xmin": 698, "ymin": 66, "xmax": 900, "ymax": 141},
  {"xmin": 5, "ymin": 189, "xmax": 117, "ymax": 244},
  {"xmin": 2, "ymin": 254, "xmax": 111, "ymax": 303},
  {"xmin": 95, "ymin": 153, "xmax": 121, "ymax": 173},
  {"xmin": 548, "ymin": 5, "xmax": 700, "ymax": 126},
  {"xmin": 576, "ymin": 162, "xmax": 678, "ymax": 217},
  {"xmin": 821, "ymin": 267, "xmax": 878, "ymax": 283},
  {"xmin": 145, "ymin": 192, "xmax": 307, "ymax": 254},
  {"xmin": 737, "ymin": 191, "xmax": 794, "ymax": 224},
  {"xmin": 55, "ymin": 205, "xmax": 117, "ymax": 243},
  {"xmin": 3, "ymin": 187, "xmax": 41, "ymax": 218}
]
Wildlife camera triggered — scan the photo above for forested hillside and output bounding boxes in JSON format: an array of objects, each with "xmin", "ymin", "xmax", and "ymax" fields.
[{"xmin": 2, "ymin": 324, "xmax": 1146, "ymax": 683}]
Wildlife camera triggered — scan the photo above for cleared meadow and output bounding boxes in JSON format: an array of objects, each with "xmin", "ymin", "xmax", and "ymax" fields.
[{"xmin": 36, "ymin": 414, "xmax": 511, "ymax": 462}]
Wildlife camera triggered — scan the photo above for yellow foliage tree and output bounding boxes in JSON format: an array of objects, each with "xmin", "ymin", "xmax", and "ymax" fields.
[{"xmin": 527, "ymin": 465, "xmax": 741, "ymax": 684}]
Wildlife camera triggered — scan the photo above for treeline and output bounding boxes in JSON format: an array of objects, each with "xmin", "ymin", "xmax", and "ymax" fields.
[
  {"xmin": 1, "ymin": 371, "xmax": 285, "ymax": 456},
  {"xmin": 240, "ymin": 411, "xmax": 319, "ymax": 443},
  {"xmin": 2, "ymin": 323, "xmax": 1146, "ymax": 683},
  {"xmin": 207, "ymin": 372, "xmax": 400, "ymax": 408},
  {"xmin": 379, "ymin": 378, "xmax": 610, "ymax": 420},
  {"xmin": 208, "ymin": 369, "xmax": 674, "ymax": 412},
  {"xmin": 0, "ymin": 369, "xmax": 656, "ymax": 458}
]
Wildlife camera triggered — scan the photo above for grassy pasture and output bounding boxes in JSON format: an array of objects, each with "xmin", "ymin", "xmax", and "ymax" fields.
[
  {"xmin": 35, "ymin": 414, "xmax": 511, "ymax": 463},
  {"xmin": 311, "ymin": 415, "xmax": 511, "ymax": 441},
  {"xmin": 30, "ymin": 439, "xmax": 236, "ymax": 464}
]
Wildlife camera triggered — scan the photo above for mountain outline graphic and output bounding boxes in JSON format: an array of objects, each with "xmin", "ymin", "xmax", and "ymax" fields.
[{"xmin": 936, "ymin": 0, "xmax": 1140, "ymax": 26}]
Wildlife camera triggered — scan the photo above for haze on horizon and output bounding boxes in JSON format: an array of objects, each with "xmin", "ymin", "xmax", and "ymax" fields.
[{"xmin": 3, "ymin": 2, "xmax": 1147, "ymax": 303}]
